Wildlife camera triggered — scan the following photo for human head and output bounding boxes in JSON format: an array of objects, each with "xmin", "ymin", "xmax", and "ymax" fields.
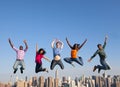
[
  {"xmin": 97, "ymin": 44, "xmax": 103, "ymax": 50},
  {"xmin": 38, "ymin": 48, "xmax": 46, "ymax": 55},
  {"xmin": 73, "ymin": 43, "xmax": 80, "ymax": 49},
  {"xmin": 19, "ymin": 45, "xmax": 23, "ymax": 50},
  {"xmin": 56, "ymin": 41, "xmax": 62, "ymax": 48}
]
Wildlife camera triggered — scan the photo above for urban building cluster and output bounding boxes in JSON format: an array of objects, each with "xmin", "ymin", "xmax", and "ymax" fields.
[{"xmin": 0, "ymin": 71, "xmax": 120, "ymax": 87}]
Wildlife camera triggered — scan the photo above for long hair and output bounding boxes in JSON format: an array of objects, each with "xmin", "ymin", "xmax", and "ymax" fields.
[
  {"xmin": 37, "ymin": 48, "xmax": 46, "ymax": 55},
  {"xmin": 73, "ymin": 43, "xmax": 80, "ymax": 49}
]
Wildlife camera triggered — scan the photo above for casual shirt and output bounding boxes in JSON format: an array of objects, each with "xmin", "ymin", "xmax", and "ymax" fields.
[
  {"xmin": 35, "ymin": 53, "xmax": 44, "ymax": 64},
  {"xmin": 53, "ymin": 47, "xmax": 61, "ymax": 57},
  {"xmin": 13, "ymin": 46, "xmax": 27, "ymax": 60},
  {"xmin": 91, "ymin": 42, "xmax": 107, "ymax": 60}
]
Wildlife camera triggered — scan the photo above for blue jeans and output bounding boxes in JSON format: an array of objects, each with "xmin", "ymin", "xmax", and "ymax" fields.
[
  {"xmin": 96, "ymin": 59, "xmax": 110, "ymax": 71},
  {"xmin": 50, "ymin": 59, "xmax": 64, "ymax": 70},
  {"xmin": 13, "ymin": 59, "xmax": 25, "ymax": 70},
  {"xmin": 64, "ymin": 57, "xmax": 83, "ymax": 66}
]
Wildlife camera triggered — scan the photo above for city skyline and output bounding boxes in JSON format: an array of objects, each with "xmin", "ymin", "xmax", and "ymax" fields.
[{"xmin": 0, "ymin": 0, "xmax": 120, "ymax": 82}]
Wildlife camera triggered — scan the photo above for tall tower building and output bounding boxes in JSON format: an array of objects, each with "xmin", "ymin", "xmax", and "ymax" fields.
[{"xmin": 39, "ymin": 76, "xmax": 44, "ymax": 87}]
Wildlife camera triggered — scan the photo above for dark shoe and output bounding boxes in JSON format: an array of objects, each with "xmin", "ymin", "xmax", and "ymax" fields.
[
  {"xmin": 20, "ymin": 68, "xmax": 23, "ymax": 74},
  {"xmin": 98, "ymin": 68, "xmax": 101, "ymax": 73},
  {"xmin": 79, "ymin": 57, "xmax": 83, "ymax": 66},
  {"xmin": 93, "ymin": 66, "xmax": 97, "ymax": 72},
  {"xmin": 71, "ymin": 63, "xmax": 75, "ymax": 67},
  {"xmin": 45, "ymin": 68, "xmax": 49, "ymax": 73},
  {"xmin": 13, "ymin": 69, "xmax": 17, "ymax": 74}
]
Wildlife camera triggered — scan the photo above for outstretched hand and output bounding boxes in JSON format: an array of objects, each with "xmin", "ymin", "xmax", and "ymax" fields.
[
  {"xmin": 8, "ymin": 38, "xmax": 11, "ymax": 42},
  {"xmin": 88, "ymin": 58, "xmax": 92, "ymax": 62},
  {"xmin": 105, "ymin": 35, "xmax": 108, "ymax": 42},
  {"xmin": 23, "ymin": 40, "xmax": 27, "ymax": 43}
]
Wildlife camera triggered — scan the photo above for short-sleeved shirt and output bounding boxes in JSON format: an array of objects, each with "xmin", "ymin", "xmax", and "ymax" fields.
[
  {"xmin": 13, "ymin": 46, "xmax": 27, "ymax": 60},
  {"xmin": 35, "ymin": 53, "xmax": 44, "ymax": 64}
]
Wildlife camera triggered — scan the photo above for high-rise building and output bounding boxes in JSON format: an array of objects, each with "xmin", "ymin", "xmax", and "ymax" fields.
[{"xmin": 38, "ymin": 76, "xmax": 44, "ymax": 87}]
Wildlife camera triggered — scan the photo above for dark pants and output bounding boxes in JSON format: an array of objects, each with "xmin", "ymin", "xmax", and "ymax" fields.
[
  {"xmin": 96, "ymin": 59, "xmax": 110, "ymax": 72},
  {"xmin": 50, "ymin": 59, "xmax": 64, "ymax": 70},
  {"xmin": 64, "ymin": 57, "xmax": 83, "ymax": 66},
  {"xmin": 35, "ymin": 63, "xmax": 46, "ymax": 73}
]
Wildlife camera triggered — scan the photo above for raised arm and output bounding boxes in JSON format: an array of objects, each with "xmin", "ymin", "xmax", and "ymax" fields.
[
  {"xmin": 24, "ymin": 40, "xmax": 28, "ymax": 51},
  {"xmin": 105, "ymin": 35, "xmax": 108, "ymax": 43},
  {"xmin": 8, "ymin": 38, "xmax": 14, "ymax": 48},
  {"xmin": 36, "ymin": 43, "xmax": 38, "ymax": 53},
  {"xmin": 78, "ymin": 39, "xmax": 87, "ymax": 50},
  {"xmin": 51, "ymin": 39, "xmax": 56, "ymax": 48},
  {"xmin": 66, "ymin": 37, "xmax": 73, "ymax": 49},
  {"xmin": 103, "ymin": 35, "xmax": 108, "ymax": 49}
]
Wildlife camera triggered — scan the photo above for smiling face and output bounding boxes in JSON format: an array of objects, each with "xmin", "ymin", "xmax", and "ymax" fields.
[
  {"xmin": 97, "ymin": 44, "xmax": 103, "ymax": 50},
  {"xmin": 73, "ymin": 43, "xmax": 80, "ymax": 50},
  {"xmin": 19, "ymin": 46, "xmax": 23, "ymax": 50},
  {"xmin": 40, "ymin": 50, "xmax": 44, "ymax": 54},
  {"xmin": 38, "ymin": 48, "xmax": 46, "ymax": 55},
  {"xmin": 56, "ymin": 42, "xmax": 62, "ymax": 48}
]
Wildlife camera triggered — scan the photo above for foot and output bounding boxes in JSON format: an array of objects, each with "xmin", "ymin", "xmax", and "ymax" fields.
[
  {"xmin": 20, "ymin": 68, "xmax": 23, "ymax": 74},
  {"xmin": 13, "ymin": 69, "xmax": 17, "ymax": 74},
  {"xmin": 45, "ymin": 69, "xmax": 49, "ymax": 73},
  {"xmin": 98, "ymin": 68, "xmax": 101, "ymax": 73},
  {"xmin": 79, "ymin": 57, "xmax": 83, "ymax": 66},
  {"xmin": 71, "ymin": 63, "xmax": 75, "ymax": 67},
  {"xmin": 93, "ymin": 66, "xmax": 97, "ymax": 72}
]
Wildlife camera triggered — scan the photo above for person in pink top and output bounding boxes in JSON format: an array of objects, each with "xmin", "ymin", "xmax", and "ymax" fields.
[
  {"xmin": 8, "ymin": 38, "xmax": 28, "ymax": 74},
  {"xmin": 35, "ymin": 44, "xmax": 51, "ymax": 73}
]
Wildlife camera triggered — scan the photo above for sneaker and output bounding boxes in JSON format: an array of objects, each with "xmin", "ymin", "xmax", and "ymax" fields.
[
  {"xmin": 20, "ymin": 68, "xmax": 23, "ymax": 74},
  {"xmin": 45, "ymin": 68, "xmax": 49, "ymax": 73},
  {"xmin": 71, "ymin": 63, "xmax": 75, "ymax": 67},
  {"xmin": 13, "ymin": 69, "xmax": 17, "ymax": 74},
  {"xmin": 98, "ymin": 68, "xmax": 101, "ymax": 73},
  {"xmin": 93, "ymin": 66, "xmax": 97, "ymax": 72},
  {"xmin": 79, "ymin": 57, "xmax": 83, "ymax": 66}
]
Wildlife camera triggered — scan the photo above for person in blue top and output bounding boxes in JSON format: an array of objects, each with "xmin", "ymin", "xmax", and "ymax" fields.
[
  {"xmin": 88, "ymin": 35, "xmax": 111, "ymax": 73},
  {"xmin": 50, "ymin": 39, "xmax": 64, "ymax": 70}
]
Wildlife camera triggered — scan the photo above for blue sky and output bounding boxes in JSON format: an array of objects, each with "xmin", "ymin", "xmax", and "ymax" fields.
[{"xmin": 0, "ymin": 0, "xmax": 120, "ymax": 82}]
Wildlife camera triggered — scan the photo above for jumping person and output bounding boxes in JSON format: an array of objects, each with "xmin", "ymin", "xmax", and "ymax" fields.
[
  {"xmin": 64, "ymin": 37, "xmax": 87, "ymax": 67},
  {"xmin": 8, "ymin": 38, "xmax": 28, "ymax": 74},
  {"xmin": 50, "ymin": 39, "xmax": 64, "ymax": 70},
  {"xmin": 35, "ymin": 44, "xmax": 51, "ymax": 73},
  {"xmin": 88, "ymin": 35, "xmax": 111, "ymax": 73}
]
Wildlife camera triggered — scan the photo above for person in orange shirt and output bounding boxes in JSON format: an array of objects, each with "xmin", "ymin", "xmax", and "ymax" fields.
[{"xmin": 64, "ymin": 37, "xmax": 87, "ymax": 67}]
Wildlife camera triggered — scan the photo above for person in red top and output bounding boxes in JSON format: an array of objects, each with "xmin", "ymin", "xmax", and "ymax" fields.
[{"xmin": 35, "ymin": 44, "xmax": 51, "ymax": 73}]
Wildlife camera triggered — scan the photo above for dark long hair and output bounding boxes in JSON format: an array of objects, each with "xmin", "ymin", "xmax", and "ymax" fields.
[
  {"xmin": 73, "ymin": 43, "xmax": 80, "ymax": 49},
  {"xmin": 37, "ymin": 48, "xmax": 46, "ymax": 55}
]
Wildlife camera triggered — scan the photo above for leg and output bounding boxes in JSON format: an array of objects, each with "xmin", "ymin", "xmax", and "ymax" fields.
[
  {"xmin": 35, "ymin": 63, "xmax": 46, "ymax": 73},
  {"xmin": 58, "ymin": 60, "xmax": 64, "ymax": 69},
  {"xmin": 50, "ymin": 60, "xmax": 57, "ymax": 70},
  {"xmin": 35, "ymin": 63, "xmax": 41, "ymax": 73},
  {"xmin": 78, "ymin": 57, "xmax": 84, "ymax": 66},
  {"xmin": 20, "ymin": 60, "xmax": 25, "ymax": 74},
  {"xmin": 13, "ymin": 60, "xmax": 20, "ymax": 74},
  {"xmin": 97, "ymin": 59, "xmax": 110, "ymax": 73},
  {"xmin": 64, "ymin": 57, "xmax": 74, "ymax": 67},
  {"xmin": 73, "ymin": 57, "xmax": 83, "ymax": 66}
]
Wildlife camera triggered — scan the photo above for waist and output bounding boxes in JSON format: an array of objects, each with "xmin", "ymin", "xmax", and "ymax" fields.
[
  {"xmin": 16, "ymin": 59, "xmax": 24, "ymax": 61},
  {"xmin": 54, "ymin": 55, "xmax": 61, "ymax": 60}
]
